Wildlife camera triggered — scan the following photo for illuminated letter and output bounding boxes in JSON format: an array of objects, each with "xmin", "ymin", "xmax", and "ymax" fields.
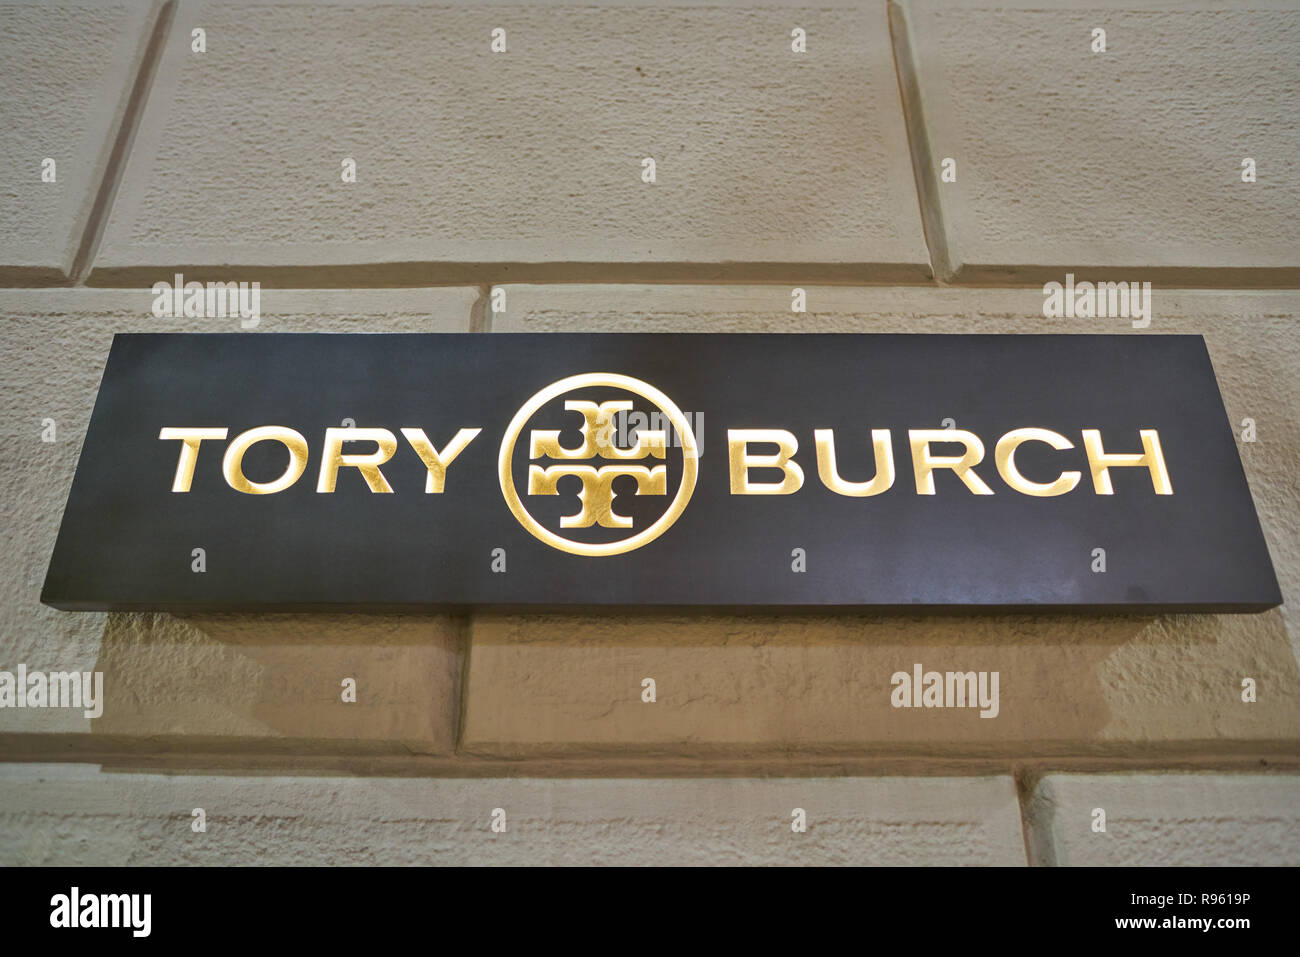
[
  {"xmin": 994, "ymin": 428, "xmax": 1081, "ymax": 496},
  {"xmin": 401, "ymin": 427, "xmax": 482, "ymax": 492},
  {"xmin": 728, "ymin": 429, "xmax": 804, "ymax": 494},
  {"xmin": 222, "ymin": 427, "xmax": 308, "ymax": 494},
  {"xmin": 159, "ymin": 427, "xmax": 229, "ymax": 491},
  {"xmin": 317, "ymin": 428, "xmax": 399, "ymax": 493},
  {"xmin": 814, "ymin": 429, "xmax": 894, "ymax": 496},
  {"xmin": 1080, "ymin": 429, "xmax": 1172, "ymax": 494},
  {"xmin": 909, "ymin": 429, "xmax": 993, "ymax": 495}
]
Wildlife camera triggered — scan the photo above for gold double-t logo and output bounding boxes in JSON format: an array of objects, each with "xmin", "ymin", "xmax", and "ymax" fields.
[
  {"xmin": 498, "ymin": 373, "xmax": 699, "ymax": 557},
  {"xmin": 527, "ymin": 400, "xmax": 668, "ymax": 529}
]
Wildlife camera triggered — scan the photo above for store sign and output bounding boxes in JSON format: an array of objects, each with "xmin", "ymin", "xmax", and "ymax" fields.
[{"xmin": 42, "ymin": 333, "xmax": 1281, "ymax": 612}]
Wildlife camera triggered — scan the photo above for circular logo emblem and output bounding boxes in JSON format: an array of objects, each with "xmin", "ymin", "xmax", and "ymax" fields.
[{"xmin": 498, "ymin": 373, "xmax": 699, "ymax": 556}]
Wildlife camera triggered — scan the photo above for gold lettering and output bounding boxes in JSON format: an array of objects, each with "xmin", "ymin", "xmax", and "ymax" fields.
[
  {"xmin": 400, "ymin": 427, "xmax": 482, "ymax": 493},
  {"xmin": 909, "ymin": 429, "xmax": 994, "ymax": 495},
  {"xmin": 814, "ymin": 429, "xmax": 894, "ymax": 496},
  {"xmin": 316, "ymin": 427, "xmax": 398, "ymax": 493},
  {"xmin": 994, "ymin": 428, "xmax": 1081, "ymax": 496},
  {"xmin": 222, "ymin": 426, "xmax": 308, "ymax": 495},
  {"xmin": 1081, "ymin": 429, "xmax": 1172, "ymax": 494},
  {"xmin": 159, "ymin": 427, "xmax": 229, "ymax": 492},
  {"xmin": 728, "ymin": 429, "xmax": 804, "ymax": 494}
]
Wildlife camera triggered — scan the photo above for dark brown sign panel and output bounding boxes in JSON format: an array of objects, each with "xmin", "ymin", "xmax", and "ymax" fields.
[{"xmin": 42, "ymin": 333, "xmax": 1281, "ymax": 612}]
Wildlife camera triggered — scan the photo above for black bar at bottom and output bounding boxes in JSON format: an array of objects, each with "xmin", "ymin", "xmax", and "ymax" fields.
[{"xmin": 12, "ymin": 865, "xmax": 1282, "ymax": 943}]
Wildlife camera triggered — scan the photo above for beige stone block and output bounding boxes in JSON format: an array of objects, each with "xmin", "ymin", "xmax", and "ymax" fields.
[
  {"xmin": 0, "ymin": 289, "xmax": 477, "ymax": 753},
  {"xmin": 0, "ymin": 0, "xmax": 161, "ymax": 282},
  {"xmin": 1025, "ymin": 772, "xmax": 1300, "ymax": 865},
  {"xmin": 893, "ymin": 0, "xmax": 1300, "ymax": 284},
  {"xmin": 0, "ymin": 764, "xmax": 1026, "ymax": 865},
  {"xmin": 465, "ymin": 613, "xmax": 1299, "ymax": 758},
  {"xmin": 466, "ymin": 286, "xmax": 1300, "ymax": 758},
  {"xmin": 91, "ymin": 0, "xmax": 929, "ymax": 284}
]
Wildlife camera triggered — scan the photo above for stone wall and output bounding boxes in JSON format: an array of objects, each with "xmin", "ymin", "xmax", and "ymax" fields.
[{"xmin": 1, "ymin": 0, "xmax": 1296, "ymax": 865}]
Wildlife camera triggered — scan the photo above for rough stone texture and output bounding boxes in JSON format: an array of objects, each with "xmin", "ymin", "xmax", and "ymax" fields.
[
  {"xmin": 893, "ymin": 0, "xmax": 1300, "ymax": 284},
  {"xmin": 1026, "ymin": 772, "xmax": 1300, "ymax": 865},
  {"xmin": 2, "ymin": 1, "xmax": 1298, "ymax": 868},
  {"xmin": 0, "ymin": 764, "xmax": 1025, "ymax": 865},
  {"xmin": 90, "ymin": 0, "xmax": 929, "ymax": 285},
  {"xmin": 0, "ymin": 0, "xmax": 160, "ymax": 282},
  {"xmin": 466, "ymin": 286, "xmax": 1300, "ymax": 758},
  {"xmin": 0, "ymin": 289, "xmax": 478, "ymax": 753}
]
